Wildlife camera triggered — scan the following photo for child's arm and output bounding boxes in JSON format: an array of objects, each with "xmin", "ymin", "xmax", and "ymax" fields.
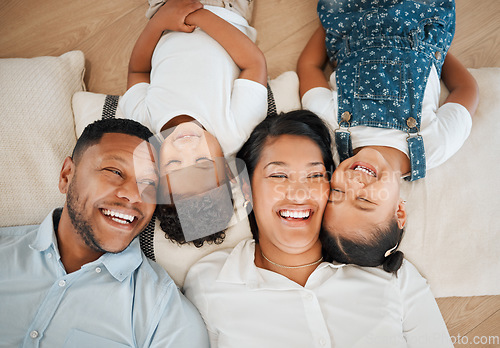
[
  {"xmin": 185, "ymin": 9, "xmax": 267, "ymax": 87},
  {"xmin": 441, "ymin": 52, "xmax": 479, "ymax": 116},
  {"xmin": 297, "ymin": 25, "xmax": 331, "ymax": 99},
  {"xmin": 127, "ymin": 0, "xmax": 203, "ymax": 89}
]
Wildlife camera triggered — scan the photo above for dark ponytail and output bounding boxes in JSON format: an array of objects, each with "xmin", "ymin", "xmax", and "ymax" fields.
[
  {"xmin": 382, "ymin": 250, "xmax": 404, "ymax": 273},
  {"xmin": 321, "ymin": 218, "xmax": 405, "ymax": 275}
]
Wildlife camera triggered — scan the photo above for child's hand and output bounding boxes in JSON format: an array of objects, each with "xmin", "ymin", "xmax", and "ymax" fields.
[{"xmin": 151, "ymin": 0, "xmax": 203, "ymax": 33}]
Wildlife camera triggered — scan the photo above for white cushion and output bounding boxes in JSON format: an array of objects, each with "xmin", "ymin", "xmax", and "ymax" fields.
[
  {"xmin": 268, "ymin": 70, "xmax": 301, "ymax": 113},
  {"xmin": 72, "ymin": 92, "xmax": 125, "ymax": 138},
  {"xmin": 400, "ymin": 68, "xmax": 500, "ymax": 297},
  {"xmin": 0, "ymin": 51, "xmax": 85, "ymax": 226}
]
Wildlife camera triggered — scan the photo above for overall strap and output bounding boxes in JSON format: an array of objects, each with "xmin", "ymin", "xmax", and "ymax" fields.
[
  {"xmin": 335, "ymin": 111, "xmax": 353, "ymax": 163},
  {"xmin": 335, "ymin": 130, "xmax": 353, "ymax": 164},
  {"xmin": 406, "ymin": 136, "xmax": 426, "ymax": 181},
  {"xmin": 101, "ymin": 95, "xmax": 157, "ymax": 261},
  {"xmin": 101, "ymin": 95, "xmax": 120, "ymax": 119},
  {"xmin": 266, "ymin": 83, "xmax": 277, "ymax": 117},
  {"xmin": 405, "ymin": 116, "xmax": 426, "ymax": 181}
]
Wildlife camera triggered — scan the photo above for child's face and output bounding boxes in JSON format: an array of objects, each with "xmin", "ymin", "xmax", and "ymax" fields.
[
  {"xmin": 323, "ymin": 148, "xmax": 404, "ymax": 240},
  {"xmin": 159, "ymin": 122, "xmax": 225, "ymax": 201}
]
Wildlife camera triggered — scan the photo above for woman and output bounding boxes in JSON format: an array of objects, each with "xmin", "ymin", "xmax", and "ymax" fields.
[{"xmin": 183, "ymin": 110, "xmax": 453, "ymax": 347}]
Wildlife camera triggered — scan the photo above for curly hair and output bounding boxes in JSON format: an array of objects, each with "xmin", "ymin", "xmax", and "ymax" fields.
[{"xmin": 155, "ymin": 182, "xmax": 234, "ymax": 248}]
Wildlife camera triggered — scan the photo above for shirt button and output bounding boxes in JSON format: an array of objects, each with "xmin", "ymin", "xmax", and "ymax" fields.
[
  {"xmin": 341, "ymin": 111, "xmax": 351, "ymax": 122},
  {"xmin": 319, "ymin": 338, "xmax": 327, "ymax": 346},
  {"xmin": 406, "ymin": 117, "xmax": 417, "ymax": 129},
  {"xmin": 58, "ymin": 280, "xmax": 66, "ymax": 287},
  {"xmin": 30, "ymin": 330, "xmax": 39, "ymax": 339},
  {"xmin": 435, "ymin": 51, "xmax": 442, "ymax": 60},
  {"xmin": 95, "ymin": 267, "xmax": 102, "ymax": 273},
  {"xmin": 46, "ymin": 253, "xmax": 52, "ymax": 259},
  {"xmin": 305, "ymin": 293, "xmax": 313, "ymax": 301}
]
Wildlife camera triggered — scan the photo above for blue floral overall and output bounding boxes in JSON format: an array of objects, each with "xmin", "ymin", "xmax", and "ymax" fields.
[{"xmin": 318, "ymin": 0, "xmax": 455, "ymax": 180}]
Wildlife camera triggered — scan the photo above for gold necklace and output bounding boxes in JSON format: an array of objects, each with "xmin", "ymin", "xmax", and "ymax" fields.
[{"xmin": 260, "ymin": 250, "xmax": 323, "ymax": 269}]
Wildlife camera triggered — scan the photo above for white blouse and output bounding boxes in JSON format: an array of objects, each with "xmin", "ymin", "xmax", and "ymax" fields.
[{"xmin": 183, "ymin": 239, "xmax": 453, "ymax": 348}]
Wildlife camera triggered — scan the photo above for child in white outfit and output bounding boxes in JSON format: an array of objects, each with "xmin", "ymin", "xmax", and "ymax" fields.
[{"xmin": 120, "ymin": 0, "xmax": 267, "ymax": 247}]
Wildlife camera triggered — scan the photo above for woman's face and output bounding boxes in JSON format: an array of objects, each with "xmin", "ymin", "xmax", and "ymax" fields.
[
  {"xmin": 251, "ymin": 135, "xmax": 329, "ymax": 254},
  {"xmin": 323, "ymin": 147, "xmax": 405, "ymax": 240}
]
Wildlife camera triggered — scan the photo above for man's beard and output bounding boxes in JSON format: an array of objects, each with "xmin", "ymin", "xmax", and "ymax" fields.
[{"xmin": 66, "ymin": 175, "xmax": 106, "ymax": 254}]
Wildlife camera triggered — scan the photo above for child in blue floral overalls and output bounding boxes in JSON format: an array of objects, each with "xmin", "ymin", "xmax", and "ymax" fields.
[{"xmin": 298, "ymin": 0, "xmax": 479, "ymax": 272}]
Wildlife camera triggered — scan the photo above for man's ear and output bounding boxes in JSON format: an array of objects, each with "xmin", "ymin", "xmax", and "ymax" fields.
[
  {"xmin": 59, "ymin": 157, "xmax": 75, "ymax": 194},
  {"xmin": 395, "ymin": 198, "xmax": 407, "ymax": 229}
]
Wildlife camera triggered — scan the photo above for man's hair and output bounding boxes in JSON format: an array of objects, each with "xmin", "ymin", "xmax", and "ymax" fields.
[
  {"xmin": 72, "ymin": 118, "xmax": 155, "ymax": 163},
  {"xmin": 320, "ymin": 218, "xmax": 405, "ymax": 274},
  {"xmin": 236, "ymin": 110, "xmax": 335, "ymax": 241},
  {"xmin": 156, "ymin": 181, "xmax": 234, "ymax": 248}
]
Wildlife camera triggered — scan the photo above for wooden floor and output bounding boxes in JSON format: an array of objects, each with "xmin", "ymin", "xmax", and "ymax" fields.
[{"xmin": 1, "ymin": 0, "xmax": 499, "ymax": 344}]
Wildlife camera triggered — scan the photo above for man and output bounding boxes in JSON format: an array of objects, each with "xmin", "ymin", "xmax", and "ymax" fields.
[{"xmin": 0, "ymin": 119, "xmax": 209, "ymax": 347}]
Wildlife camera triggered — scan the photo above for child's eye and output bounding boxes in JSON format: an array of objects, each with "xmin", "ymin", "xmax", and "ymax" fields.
[
  {"xmin": 167, "ymin": 160, "xmax": 181, "ymax": 166},
  {"xmin": 328, "ymin": 188, "xmax": 345, "ymax": 204},
  {"xmin": 196, "ymin": 157, "xmax": 214, "ymax": 163},
  {"xmin": 138, "ymin": 179, "xmax": 157, "ymax": 188},
  {"xmin": 357, "ymin": 196, "xmax": 374, "ymax": 204}
]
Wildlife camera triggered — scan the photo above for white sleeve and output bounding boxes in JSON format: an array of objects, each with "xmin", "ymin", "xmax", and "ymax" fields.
[
  {"xmin": 118, "ymin": 82, "xmax": 153, "ymax": 131},
  {"xmin": 399, "ymin": 261, "xmax": 453, "ymax": 348},
  {"xmin": 301, "ymin": 87, "xmax": 339, "ymax": 129},
  {"xmin": 230, "ymin": 78, "xmax": 268, "ymax": 141},
  {"xmin": 422, "ymin": 102, "xmax": 472, "ymax": 170}
]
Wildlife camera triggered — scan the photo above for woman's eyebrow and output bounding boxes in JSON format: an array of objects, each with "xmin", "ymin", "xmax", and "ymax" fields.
[
  {"xmin": 308, "ymin": 162, "xmax": 326, "ymax": 168},
  {"xmin": 263, "ymin": 161, "xmax": 287, "ymax": 169},
  {"xmin": 263, "ymin": 161, "xmax": 325, "ymax": 169}
]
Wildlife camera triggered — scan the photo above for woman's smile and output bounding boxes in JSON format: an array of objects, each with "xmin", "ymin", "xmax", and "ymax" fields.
[{"xmin": 251, "ymin": 134, "xmax": 329, "ymax": 253}]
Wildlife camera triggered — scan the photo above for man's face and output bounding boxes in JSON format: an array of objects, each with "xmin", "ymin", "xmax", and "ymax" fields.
[{"xmin": 63, "ymin": 133, "xmax": 158, "ymax": 253}]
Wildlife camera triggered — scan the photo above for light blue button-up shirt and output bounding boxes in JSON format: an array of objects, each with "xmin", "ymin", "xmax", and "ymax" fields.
[{"xmin": 0, "ymin": 209, "xmax": 209, "ymax": 348}]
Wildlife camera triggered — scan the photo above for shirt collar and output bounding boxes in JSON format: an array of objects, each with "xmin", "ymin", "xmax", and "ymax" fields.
[
  {"xmin": 323, "ymin": 261, "xmax": 347, "ymax": 269},
  {"xmin": 216, "ymin": 239, "xmax": 347, "ymax": 289},
  {"xmin": 30, "ymin": 208, "xmax": 60, "ymax": 253},
  {"xmin": 30, "ymin": 208, "xmax": 143, "ymax": 281},
  {"xmin": 217, "ymin": 239, "xmax": 262, "ymax": 287},
  {"xmin": 98, "ymin": 238, "xmax": 143, "ymax": 282}
]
